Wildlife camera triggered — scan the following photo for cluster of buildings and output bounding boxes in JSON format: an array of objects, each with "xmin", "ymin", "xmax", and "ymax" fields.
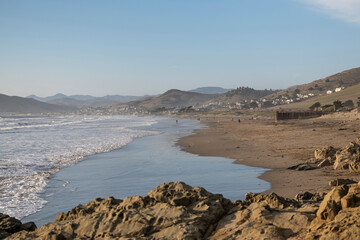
[
  {"xmin": 270, "ymin": 92, "xmax": 316, "ymax": 106},
  {"xmin": 78, "ymin": 86, "xmax": 348, "ymax": 115},
  {"xmin": 326, "ymin": 87, "xmax": 345, "ymax": 95}
]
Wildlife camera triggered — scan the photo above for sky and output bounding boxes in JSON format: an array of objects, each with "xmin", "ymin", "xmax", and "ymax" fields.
[{"xmin": 1, "ymin": 0, "xmax": 360, "ymax": 97}]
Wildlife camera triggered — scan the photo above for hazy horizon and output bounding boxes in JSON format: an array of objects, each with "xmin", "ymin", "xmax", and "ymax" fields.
[{"xmin": 1, "ymin": 0, "xmax": 360, "ymax": 97}]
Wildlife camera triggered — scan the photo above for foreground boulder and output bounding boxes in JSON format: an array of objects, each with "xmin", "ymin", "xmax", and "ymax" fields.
[
  {"xmin": 0, "ymin": 213, "xmax": 36, "ymax": 239},
  {"xmin": 5, "ymin": 181, "xmax": 360, "ymax": 239},
  {"xmin": 7, "ymin": 182, "xmax": 232, "ymax": 240},
  {"xmin": 208, "ymin": 192, "xmax": 316, "ymax": 239},
  {"xmin": 307, "ymin": 182, "xmax": 360, "ymax": 239}
]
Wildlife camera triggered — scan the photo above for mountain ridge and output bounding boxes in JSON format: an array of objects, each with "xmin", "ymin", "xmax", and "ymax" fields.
[
  {"xmin": 188, "ymin": 87, "xmax": 232, "ymax": 94},
  {"xmin": 0, "ymin": 94, "xmax": 77, "ymax": 114}
]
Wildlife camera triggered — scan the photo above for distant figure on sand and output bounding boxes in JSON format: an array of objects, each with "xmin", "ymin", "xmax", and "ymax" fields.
[
  {"xmin": 176, "ymin": 120, "xmax": 178, "ymax": 124},
  {"xmin": 238, "ymin": 119, "xmax": 241, "ymax": 123}
]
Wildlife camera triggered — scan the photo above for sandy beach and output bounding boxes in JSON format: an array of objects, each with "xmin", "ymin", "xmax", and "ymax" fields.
[
  {"xmin": 6, "ymin": 111, "xmax": 360, "ymax": 239},
  {"xmin": 177, "ymin": 111, "xmax": 360, "ymax": 198}
]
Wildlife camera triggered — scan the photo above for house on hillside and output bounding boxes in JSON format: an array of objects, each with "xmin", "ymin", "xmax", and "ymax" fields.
[
  {"xmin": 327, "ymin": 90, "xmax": 333, "ymax": 94},
  {"xmin": 335, "ymin": 87, "xmax": 345, "ymax": 92}
]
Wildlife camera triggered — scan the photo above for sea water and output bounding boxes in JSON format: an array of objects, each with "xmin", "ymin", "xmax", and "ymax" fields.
[
  {"xmin": 0, "ymin": 115, "xmax": 158, "ymax": 219},
  {"xmin": 0, "ymin": 115, "xmax": 270, "ymax": 226}
]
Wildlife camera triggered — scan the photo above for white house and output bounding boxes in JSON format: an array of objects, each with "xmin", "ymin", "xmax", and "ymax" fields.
[
  {"xmin": 335, "ymin": 87, "xmax": 345, "ymax": 92},
  {"xmin": 327, "ymin": 90, "xmax": 333, "ymax": 94}
]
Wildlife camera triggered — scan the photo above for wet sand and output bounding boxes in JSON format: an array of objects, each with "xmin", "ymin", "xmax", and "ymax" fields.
[{"xmin": 177, "ymin": 111, "xmax": 360, "ymax": 198}]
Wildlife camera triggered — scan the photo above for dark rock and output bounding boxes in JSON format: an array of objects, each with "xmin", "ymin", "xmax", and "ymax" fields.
[
  {"xmin": 0, "ymin": 213, "xmax": 36, "ymax": 239},
  {"xmin": 317, "ymin": 159, "xmax": 333, "ymax": 168},
  {"xmin": 288, "ymin": 163, "xmax": 316, "ymax": 171},
  {"xmin": 329, "ymin": 178, "xmax": 357, "ymax": 187},
  {"xmin": 295, "ymin": 191, "xmax": 325, "ymax": 201},
  {"xmin": 0, "ymin": 213, "xmax": 22, "ymax": 234},
  {"xmin": 21, "ymin": 222, "xmax": 37, "ymax": 231}
]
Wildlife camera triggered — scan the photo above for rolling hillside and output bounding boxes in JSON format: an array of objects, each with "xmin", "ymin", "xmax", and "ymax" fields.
[
  {"xmin": 274, "ymin": 82, "xmax": 360, "ymax": 110},
  {"xmin": 189, "ymin": 87, "xmax": 232, "ymax": 94},
  {"xmin": 213, "ymin": 87, "xmax": 277, "ymax": 103},
  {"xmin": 0, "ymin": 94, "xmax": 77, "ymax": 113},
  {"xmin": 28, "ymin": 94, "xmax": 143, "ymax": 108},
  {"xmin": 118, "ymin": 89, "xmax": 215, "ymax": 110},
  {"xmin": 267, "ymin": 67, "xmax": 360, "ymax": 100}
]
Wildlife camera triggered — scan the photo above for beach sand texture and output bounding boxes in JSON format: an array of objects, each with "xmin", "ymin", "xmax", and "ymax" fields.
[{"xmin": 178, "ymin": 111, "xmax": 360, "ymax": 198}]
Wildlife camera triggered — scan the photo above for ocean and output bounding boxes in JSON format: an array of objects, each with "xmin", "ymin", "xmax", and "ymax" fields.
[{"xmin": 0, "ymin": 115, "xmax": 269, "ymax": 226}]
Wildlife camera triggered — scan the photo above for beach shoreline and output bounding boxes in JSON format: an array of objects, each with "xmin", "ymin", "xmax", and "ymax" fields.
[
  {"xmin": 21, "ymin": 117, "xmax": 268, "ymax": 226},
  {"xmin": 5, "ymin": 111, "xmax": 360, "ymax": 239},
  {"xmin": 177, "ymin": 111, "xmax": 360, "ymax": 198}
]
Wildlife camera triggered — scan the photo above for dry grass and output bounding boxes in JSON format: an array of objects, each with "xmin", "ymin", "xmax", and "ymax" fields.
[{"xmin": 273, "ymin": 83, "xmax": 360, "ymax": 111}]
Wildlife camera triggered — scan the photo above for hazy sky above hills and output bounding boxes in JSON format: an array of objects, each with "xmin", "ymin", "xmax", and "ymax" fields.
[{"xmin": 1, "ymin": 0, "xmax": 360, "ymax": 97}]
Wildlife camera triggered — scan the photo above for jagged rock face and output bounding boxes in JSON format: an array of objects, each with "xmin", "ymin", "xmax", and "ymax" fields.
[
  {"xmin": 315, "ymin": 146, "xmax": 338, "ymax": 162},
  {"xmin": 295, "ymin": 192, "xmax": 325, "ymax": 202},
  {"xmin": 316, "ymin": 185, "xmax": 348, "ymax": 221},
  {"xmin": 308, "ymin": 207, "xmax": 360, "ymax": 240},
  {"xmin": 334, "ymin": 139, "xmax": 360, "ymax": 172},
  {"xmin": 314, "ymin": 138, "xmax": 360, "ymax": 173},
  {"xmin": 244, "ymin": 192, "xmax": 300, "ymax": 209},
  {"xmin": 308, "ymin": 182, "xmax": 360, "ymax": 239},
  {"xmin": 209, "ymin": 193, "xmax": 316, "ymax": 240},
  {"xmin": 6, "ymin": 181, "xmax": 360, "ymax": 240},
  {"xmin": 6, "ymin": 182, "xmax": 232, "ymax": 240}
]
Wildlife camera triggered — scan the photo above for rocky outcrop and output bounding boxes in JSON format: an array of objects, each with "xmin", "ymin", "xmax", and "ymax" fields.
[
  {"xmin": 315, "ymin": 146, "xmax": 338, "ymax": 163},
  {"xmin": 6, "ymin": 182, "xmax": 232, "ymax": 240},
  {"xmin": 209, "ymin": 192, "xmax": 315, "ymax": 239},
  {"xmin": 5, "ymin": 181, "xmax": 360, "ymax": 240},
  {"xmin": 0, "ymin": 213, "xmax": 36, "ymax": 239},
  {"xmin": 314, "ymin": 138, "xmax": 360, "ymax": 173},
  {"xmin": 334, "ymin": 138, "xmax": 360, "ymax": 172},
  {"xmin": 295, "ymin": 192, "xmax": 325, "ymax": 202},
  {"xmin": 307, "ymin": 182, "xmax": 360, "ymax": 239}
]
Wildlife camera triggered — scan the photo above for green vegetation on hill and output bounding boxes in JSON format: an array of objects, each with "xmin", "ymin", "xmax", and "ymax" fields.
[{"xmin": 213, "ymin": 87, "xmax": 277, "ymax": 103}]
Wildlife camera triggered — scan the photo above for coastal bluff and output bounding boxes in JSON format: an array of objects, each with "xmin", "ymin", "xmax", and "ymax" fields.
[{"xmin": 3, "ymin": 181, "xmax": 360, "ymax": 239}]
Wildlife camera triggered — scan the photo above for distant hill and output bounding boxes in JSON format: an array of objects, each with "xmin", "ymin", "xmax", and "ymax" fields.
[
  {"xmin": 273, "ymin": 82, "xmax": 360, "ymax": 110},
  {"xmin": 46, "ymin": 98, "xmax": 89, "ymax": 108},
  {"xmin": 117, "ymin": 89, "xmax": 215, "ymax": 110},
  {"xmin": 189, "ymin": 87, "xmax": 232, "ymax": 94},
  {"xmin": 212, "ymin": 87, "xmax": 277, "ymax": 103},
  {"xmin": 27, "ymin": 93, "xmax": 69, "ymax": 102},
  {"xmin": 27, "ymin": 94, "xmax": 144, "ymax": 108},
  {"xmin": 267, "ymin": 67, "xmax": 360, "ymax": 100},
  {"xmin": 0, "ymin": 94, "xmax": 77, "ymax": 114}
]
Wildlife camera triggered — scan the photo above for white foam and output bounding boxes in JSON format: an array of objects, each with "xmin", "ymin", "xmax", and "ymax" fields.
[{"xmin": 0, "ymin": 115, "xmax": 159, "ymax": 219}]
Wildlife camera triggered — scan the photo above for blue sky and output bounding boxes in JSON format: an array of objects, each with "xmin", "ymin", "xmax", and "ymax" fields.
[{"xmin": 1, "ymin": 0, "xmax": 360, "ymax": 97}]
